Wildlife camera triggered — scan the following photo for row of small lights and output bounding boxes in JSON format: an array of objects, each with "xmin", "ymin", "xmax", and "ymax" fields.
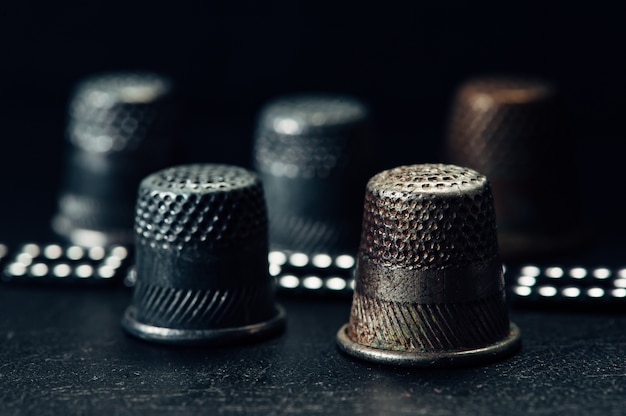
[
  {"xmin": 511, "ymin": 265, "xmax": 626, "ymax": 299},
  {"xmin": 269, "ymin": 251, "xmax": 355, "ymax": 292},
  {"xmin": 2, "ymin": 243, "xmax": 128, "ymax": 280},
  {"xmin": 271, "ymin": 258, "xmax": 626, "ymax": 298},
  {"xmin": 3, "ymin": 244, "xmax": 625, "ymax": 299},
  {"xmin": 268, "ymin": 251, "xmax": 356, "ymax": 269}
]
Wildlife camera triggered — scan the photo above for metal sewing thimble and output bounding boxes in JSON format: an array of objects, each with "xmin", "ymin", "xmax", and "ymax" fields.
[
  {"xmin": 52, "ymin": 71, "xmax": 182, "ymax": 247},
  {"xmin": 121, "ymin": 164, "xmax": 286, "ymax": 345},
  {"xmin": 337, "ymin": 164, "xmax": 521, "ymax": 367},
  {"xmin": 252, "ymin": 93, "xmax": 376, "ymax": 256},
  {"xmin": 444, "ymin": 76, "xmax": 585, "ymax": 261}
]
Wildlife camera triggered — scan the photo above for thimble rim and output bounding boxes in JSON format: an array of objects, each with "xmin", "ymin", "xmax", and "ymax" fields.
[
  {"xmin": 121, "ymin": 305, "xmax": 286, "ymax": 346},
  {"xmin": 366, "ymin": 163, "xmax": 488, "ymax": 196},
  {"xmin": 456, "ymin": 75, "xmax": 555, "ymax": 105},
  {"xmin": 72, "ymin": 71, "xmax": 173, "ymax": 105},
  {"xmin": 139, "ymin": 163, "xmax": 260, "ymax": 194},
  {"xmin": 258, "ymin": 93, "xmax": 370, "ymax": 135},
  {"xmin": 336, "ymin": 323, "xmax": 521, "ymax": 368}
]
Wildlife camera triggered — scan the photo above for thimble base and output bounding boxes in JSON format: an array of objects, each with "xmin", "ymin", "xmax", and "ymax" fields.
[
  {"xmin": 122, "ymin": 305, "xmax": 286, "ymax": 346},
  {"xmin": 52, "ymin": 215, "xmax": 134, "ymax": 247},
  {"xmin": 336, "ymin": 323, "xmax": 521, "ymax": 368}
]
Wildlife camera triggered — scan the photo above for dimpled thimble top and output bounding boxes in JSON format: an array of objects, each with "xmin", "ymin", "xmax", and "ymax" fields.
[
  {"xmin": 259, "ymin": 94, "xmax": 368, "ymax": 134},
  {"xmin": 68, "ymin": 71, "xmax": 174, "ymax": 154},
  {"xmin": 135, "ymin": 164, "xmax": 267, "ymax": 252},
  {"xmin": 360, "ymin": 164, "xmax": 499, "ymax": 271},
  {"xmin": 253, "ymin": 94, "xmax": 370, "ymax": 179}
]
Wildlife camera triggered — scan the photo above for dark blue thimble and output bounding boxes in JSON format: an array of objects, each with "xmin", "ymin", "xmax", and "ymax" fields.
[
  {"xmin": 53, "ymin": 71, "xmax": 182, "ymax": 247},
  {"xmin": 122, "ymin": 164, "xmax": 285, "ymax": 345},
  {"xmin": 252, "ymin": 93, "xmax": 376, "ymax": 256}
]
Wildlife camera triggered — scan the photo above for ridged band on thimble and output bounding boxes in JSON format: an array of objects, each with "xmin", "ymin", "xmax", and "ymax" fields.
[
  {"xmin": 253, "ymin": 93, "xmax": 375, "ymax": 255},
  {"xmin": 121, "ymin": 164, "xmax": 285, "ymax": 345},
  {"xmin": 53, "ymin": 71, "xmax": 181, "ymax": 247},
  {"xmin": 337, "ymin": 164, "xmax": 521, "ymax": 367},
  {"xmin": 444, "ymin": 76, "xmax": 584, "ymax": 260}
]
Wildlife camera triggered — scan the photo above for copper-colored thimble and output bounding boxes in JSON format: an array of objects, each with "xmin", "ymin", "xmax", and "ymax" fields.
[
  {"xmin": 444, "ymin": 76, "xmax": 585, "ymax": 261},
  {"xmin": 337, "ymin": 164, "xmax": 521, "ymax": 367}
]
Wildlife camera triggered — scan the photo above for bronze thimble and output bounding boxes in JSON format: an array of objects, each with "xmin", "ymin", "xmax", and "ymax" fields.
[
  {"xmin": 122, "ymin": 164, "xmax": 285, "ymax": 345},
  {"xmin": 337, "ymin": 164, "xmax": 521, "ymax": 367},
  {"xmin": 444, "ymin": 76, "xmax": 585, "ymax": 261}
]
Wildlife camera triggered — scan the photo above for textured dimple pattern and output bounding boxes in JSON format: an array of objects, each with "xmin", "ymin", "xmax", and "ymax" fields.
[
  {"xmin": 253, "ymin": 132, "xmax": 349, "ymax": 178},
  {"xmin": 253, "ymin": 94, "xmax": 370, "ymax": 179},
  {"xmin": 445, "ymin": 76, "xmax": 561, "ymax": 178},
  {"xmin": 135, "ymin": 165, "xmax": 267, "ymax": 249},
  {"xmin": 360, "ymin": 164, "xmax": 499, "ymax": 270},
  {"xmin": 68, "ymin": 72, "xmax": 174, "ymax": 154}
]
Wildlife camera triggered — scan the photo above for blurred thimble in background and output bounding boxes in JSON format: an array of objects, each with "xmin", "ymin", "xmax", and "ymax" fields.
[
  {"xmin": 444, "ymin": 76, "xmax": 585, "ymax": 261},
  {"xmin": 337, "ymin": 164, "xmax": 521, "ymax": 367},
  {"xmin": 121, "ymin": 164, "xmax": 285, "ymax": 345},
  {"xmin": 52, "ymin": 71, "xmax": 183, "ymax": 247},
  {"xmin": 252, "ymin": 93, "xmax": 377, "ymax": 258}
]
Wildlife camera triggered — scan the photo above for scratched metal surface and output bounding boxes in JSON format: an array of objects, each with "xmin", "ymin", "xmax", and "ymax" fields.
[
  {"xmin": 1, "ymin": 100, "xmax": 626, "ymax": 416},
  {"xmin": 2, "ymin": 6, "xmax": 626, "ymax": 414},
  {"xmin": 1, "ymin": 285, "xmax": 626, "ymax": 416}
]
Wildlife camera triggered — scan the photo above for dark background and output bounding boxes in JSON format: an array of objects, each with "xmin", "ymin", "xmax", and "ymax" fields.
[
  {"xmin": 1, "ymin": 2, "xmax": 625, "ymax": 241},
  {"xmin": 2, "ymin": 3, "xmax": 626, "ymax": 415}
]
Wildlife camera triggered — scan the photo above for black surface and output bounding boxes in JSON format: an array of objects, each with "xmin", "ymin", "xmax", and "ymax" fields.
[
  {"xmin": 2, "ymin": 4, "xmax": 626, "ymax": 415},
  {"xmin": 1, "ymin": 286, "xmax": 626, "ymax": 415}
]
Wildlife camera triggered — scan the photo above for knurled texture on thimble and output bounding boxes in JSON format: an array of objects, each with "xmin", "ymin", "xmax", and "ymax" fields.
[
  {"xmin": 266, "ymin": 213, "xmax": 344, "ymax": 254},
  {"xmin": 130, "ymin": 164, "xmax": 277, "ymax": 331},
  {"xmin": 67, "ymin": 71, "xmax": 175, "ymax": 155},
  {"xmin": 445, "ymin": 76, "xmax": 560, "ymax": 179},
  {"xmin": 345, "ymin": 164, "xmax": 513, "ymax": 356},
  {"xmin": 359, "ymin": 164, "xmax": 500, "ymax": 271},
  {"xmin": 253, "ymin": 94, "xmax": 370, "ymax": 179},
  {"xmin": 128, "ymin": 283, "xmax": 273, "ymax": 329},
  {"xmin": 253, "ymin": 94, "xmax": 374, "ymax": 256},
  {"xmin": 347, "ymin": 291, "xmax": 510, "ymax": 352},
  {"xmin": 135, "ymin": 164, "xmax": 267, "ymax": 250}
]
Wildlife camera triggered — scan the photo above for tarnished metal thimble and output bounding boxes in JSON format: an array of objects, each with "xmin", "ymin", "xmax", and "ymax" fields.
[
  {"xmin": 252, "ymin": 93, "xmax": 376, "ymax": 256},
  {"xmin": 337, "ymin": 164, "xmax": 521, "ymax": 367},
  {"xmin": 444, "ymin": 76, "xmax": 585, "ymax": 260},
  {"xmin": 121, "ymin": 164, "xmax": 285, "ymax": 345},
  {"xmin": 52, "ymin": 71, "xmax": 182, "ymax": 247}
]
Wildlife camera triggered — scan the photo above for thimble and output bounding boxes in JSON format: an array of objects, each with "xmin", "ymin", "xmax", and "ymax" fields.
[
  {"xmin": 444, "ymin": 75, "xmax": 585, "ymax": 260},
  {"xmin": 252, "ymin": 93, "xmax": 376, "ymax": 256},
  {"xmin": 337, "ymin": 164, "xmax": 521, "ymax": 367},
  {"xmin": 121, "ymin": 164, "xmax": 285, "ymax": 345},
  {"xmin": 52, "ymin": 71, "xmax": 182, "ymax": 247}
]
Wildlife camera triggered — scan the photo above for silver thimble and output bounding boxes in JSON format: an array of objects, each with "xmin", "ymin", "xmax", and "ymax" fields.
[
  {"xmin": 121, "ymin": 164, "xmax": 285, "ymax": 345},
  {"xmin": 252, "ymin": 93, "xmax": 376, "ymax": 256},
  {"xmin": 444, "ymin": 76, "xmax": 585, "ymax": 260},
  {"xmin": 337, "ymin": 164, "xmax": 521, "ymax": 367},
  {"xmin": 52, "ymin": 71, "xmax": 181, "ymax": 247}
]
